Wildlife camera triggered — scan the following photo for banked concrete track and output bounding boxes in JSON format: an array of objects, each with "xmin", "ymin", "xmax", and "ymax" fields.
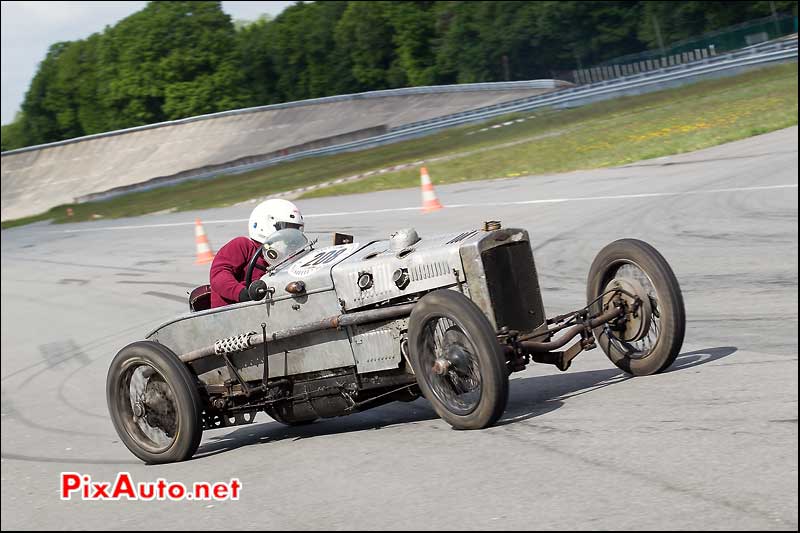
[{"xmin": 0, "ymin": 81, "xmax": 567, "ymax": 221}]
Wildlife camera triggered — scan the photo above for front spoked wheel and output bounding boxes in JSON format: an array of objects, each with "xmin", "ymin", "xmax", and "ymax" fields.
[
  {"xmin": 408, "ymin": 290, "xmax": 508, "ymax": 429},
  {"xmin": 587, "ymin": 239, "xmax": 686, "ymax": 376}
]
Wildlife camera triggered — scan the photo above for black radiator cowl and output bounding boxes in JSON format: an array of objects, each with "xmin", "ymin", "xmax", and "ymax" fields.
[{"xmin": 481, "ymin": 242, "xmax": 546, "ymax": 334}]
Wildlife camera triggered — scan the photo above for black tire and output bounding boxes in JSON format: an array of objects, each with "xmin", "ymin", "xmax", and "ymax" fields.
[
  {"xmin": 408, "ymin": 290, "xmax": 508, "ymax": 429},
  {"xmin": 107, "ymin": 341, "xmax": 204, "ymax": 464},
  {"xmin": 587, "ymin": 239, "xmax": 685, "ymax": 376}
]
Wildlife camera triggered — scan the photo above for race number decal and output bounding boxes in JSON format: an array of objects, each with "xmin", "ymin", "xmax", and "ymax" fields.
[{"xmin": 288, "ymin": 243, "xmax": 360, "ymax": 277}]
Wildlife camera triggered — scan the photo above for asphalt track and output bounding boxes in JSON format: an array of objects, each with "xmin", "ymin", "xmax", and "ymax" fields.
[{"xmin": 1, "ymin": 127, "xmax": 797, "ymax": 530}]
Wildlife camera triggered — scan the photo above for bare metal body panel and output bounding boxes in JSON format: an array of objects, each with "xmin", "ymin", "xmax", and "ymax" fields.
[
  {"xmin": 145, "ymin": 226, "xmax": 546, "ymax": 386},
  {"xmin": 148, "ymin": 242, "xmax": 367, "ymax": 382},
  {"xmin": 331, "ymin": 234, "xmax": 465, "ymax": 311},
  {"xmin": 349, "ymin": 318, "xmax": 409, "ymax": 374}
]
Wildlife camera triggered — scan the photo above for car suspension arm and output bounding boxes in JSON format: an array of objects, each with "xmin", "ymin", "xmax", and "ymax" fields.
[
  {"xmin": 519, "ymin": 305, "xmax": 623, "ymax": 353},
  {"xmin": 504, "ymin": 304, "xmax": 625, "ymax": 372}
]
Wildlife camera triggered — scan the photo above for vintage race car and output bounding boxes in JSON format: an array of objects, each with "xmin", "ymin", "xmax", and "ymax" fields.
[{"xmin": 107, "ymin": 222, "xmax": 685, "ymax": 464}]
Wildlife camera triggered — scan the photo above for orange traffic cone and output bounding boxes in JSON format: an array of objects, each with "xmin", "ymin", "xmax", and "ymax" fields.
[
  {"xmin": 420, "ymin": 167, "xmax": 443, "ymax": 213},
  {"xmin": 194, "ymin": 218, "xmax": 215, "ymax": 264}
]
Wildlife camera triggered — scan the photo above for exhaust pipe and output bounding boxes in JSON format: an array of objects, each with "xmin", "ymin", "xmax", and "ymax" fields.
[{"xmin": 180, "ymin": 303, "xmax": 415, "ymax": 364}]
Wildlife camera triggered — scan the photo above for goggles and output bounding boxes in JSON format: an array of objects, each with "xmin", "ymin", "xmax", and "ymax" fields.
[{"xmin": 274, "ymin": 221, "xmax": 304, "ymax": 231}]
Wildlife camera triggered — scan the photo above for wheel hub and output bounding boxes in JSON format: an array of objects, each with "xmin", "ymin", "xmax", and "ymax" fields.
[
  {"xmin": 603, "ymin": 277, "xmax": 653, "ymax": 342},
  {"xmin": 444, "ymin": 342, "xmax": 472, "ymax": 372},
  {"xmin": 141, "ymin": 379, "xmax": 177, "ymax": 436},
  {"xmin": 432, "ymin": 329, "xmax": 474, "ymax": 376},
  {"xmin": 432, "ymin": 358, "xmax": 451, "ymax": 375},
  {"xmin": 419, "ymin": 318, "xmax": 484, "ymax": 416}
]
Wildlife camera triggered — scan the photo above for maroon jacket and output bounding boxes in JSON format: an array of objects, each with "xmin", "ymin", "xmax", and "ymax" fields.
[{"xmin": 210, "ymin": 236, "xmax": 268, "ymax": 308}]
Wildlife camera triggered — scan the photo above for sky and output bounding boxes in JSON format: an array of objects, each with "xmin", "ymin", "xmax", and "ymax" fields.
[{"xmin": 0, "ymin": 1, "xmax": 296, "ymax": 125}]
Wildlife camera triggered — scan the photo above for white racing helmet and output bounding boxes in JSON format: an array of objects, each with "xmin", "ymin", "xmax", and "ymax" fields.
[{"xmin": 248, "ymin": 199, "xmax": 304, "ymax": 243}]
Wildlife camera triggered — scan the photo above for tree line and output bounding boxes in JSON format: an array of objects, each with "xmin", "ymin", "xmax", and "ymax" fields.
[{"xmin": 2, "ymin": 0, "xmax": 795, "ymax": 151}]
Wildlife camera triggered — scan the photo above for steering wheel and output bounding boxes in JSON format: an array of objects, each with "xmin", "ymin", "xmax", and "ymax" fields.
[
  {"xmin": 245, "ymin": 248, "xmax": 268, "ymax": 300},
  {"xmin": 245, "ymin": 247, "xmax": 262, "ymax": 289}
]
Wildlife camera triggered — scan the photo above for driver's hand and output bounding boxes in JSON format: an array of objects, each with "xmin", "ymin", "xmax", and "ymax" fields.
[{"xmin": 238, "ymin": 287, "xmax": 252, "ymax": 303}]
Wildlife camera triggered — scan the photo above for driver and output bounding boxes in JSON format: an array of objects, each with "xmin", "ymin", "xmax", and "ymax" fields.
[{"xmin": 209, "ymin": 199, "xmax": 304, "ymax": 308}]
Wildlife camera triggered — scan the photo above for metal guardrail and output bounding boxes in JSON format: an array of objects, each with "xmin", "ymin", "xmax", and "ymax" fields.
[
  {"xmin": 595, "ymin": 13, "xmax": 797, "ymax": 68},
  {"xmin": 198, "ymin": 38, "xmax": 798, "ymax": 184},
  {"xmin": 389, "ymin": 38, "xmax": 798, "ymax": 134}
]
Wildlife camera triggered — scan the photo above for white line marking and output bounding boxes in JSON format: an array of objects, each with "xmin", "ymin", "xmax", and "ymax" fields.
[
  {"xmin": 56, "ymin": 183, "xmax": 797, "ymax": 233},
  {"xmin": 447, "ymin": 184, "xmax": 800, "ymax": 208}
]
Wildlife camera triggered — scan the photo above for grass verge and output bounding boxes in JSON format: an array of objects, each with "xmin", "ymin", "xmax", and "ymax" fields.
[
  {"xmin": 3, "ymin": 62, "xmax": 797, "ymax": 229},
  {"xmin": 303, "ymin": 62, "xmax": 798, "ymax": 198}
]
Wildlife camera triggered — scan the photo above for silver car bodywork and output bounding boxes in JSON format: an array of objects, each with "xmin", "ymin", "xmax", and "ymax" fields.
[
  {"xmin": 146, "ymin": 226, "xmax": 546, "ymax": 386},
  {"xmin": 109, "ymin": 223, "xmax": 684, "ymax": 464}
]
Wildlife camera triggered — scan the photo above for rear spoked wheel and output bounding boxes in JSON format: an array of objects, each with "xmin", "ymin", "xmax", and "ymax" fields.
[
  {"xmin": 408, "ymin": 290, "xmax": 508, "ymax": 429},
  {"xmin": 107, "ymin": 341, "xmax": 203, "ymax": 464}
]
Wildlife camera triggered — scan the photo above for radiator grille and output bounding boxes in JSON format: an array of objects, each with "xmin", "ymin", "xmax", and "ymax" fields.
[{"xmin": 480, "ymin": 242, "xmax": 545, "ymax": 333}]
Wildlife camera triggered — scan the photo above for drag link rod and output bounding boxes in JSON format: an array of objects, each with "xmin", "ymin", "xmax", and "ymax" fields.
[{"xmin": 519, "ymin": 305, "xmax": 624, "ymax": 353}]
